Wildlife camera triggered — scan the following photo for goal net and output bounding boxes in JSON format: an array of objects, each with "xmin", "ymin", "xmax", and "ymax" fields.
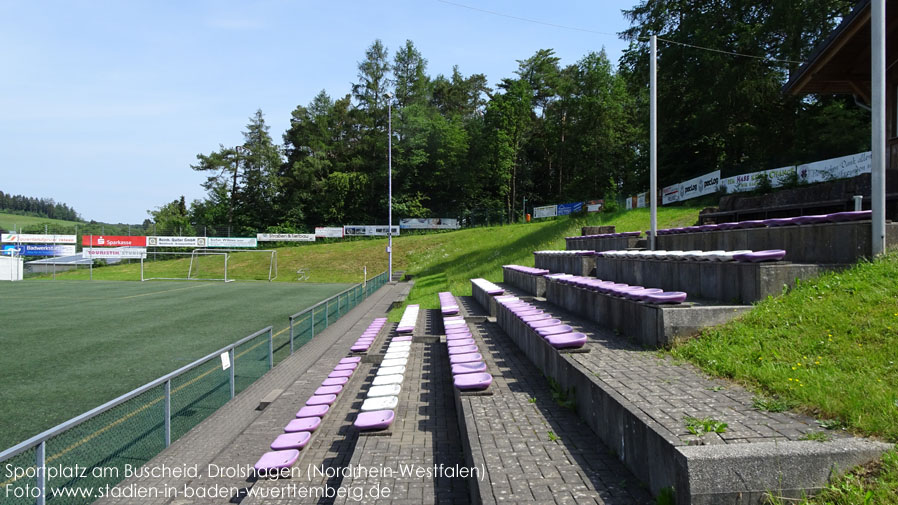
[{"xmin": 140, "ymin": 249, "xmax": 278, "ymax": 282}]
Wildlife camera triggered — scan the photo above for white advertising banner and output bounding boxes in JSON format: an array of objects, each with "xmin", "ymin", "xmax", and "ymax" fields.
[
  {"xmin": 586, "ymin": 204, "xmax": 602, "ymax": 212},
  {"xmin": 82, "ymin": 247, "xmax": 147, "ymax": 259},
  {"xmin": 399, "ymin": 218, "xmax": 460, "ymax": 229},
  {"xmin": 343, "ymin": 225, "xmax": 400, "ymax": 237},
  {"xmin": 636, "ymin": 192, "xmax": 647, "ymax": 208},
  {"xmin": 678, "ymin": 170, "xmax": 720, "ymax": 201},
  {"xmin": 662, "ymin": 185, "xmax": 680, "ymax": 205},
  {"xmin": 721, "ymin": 166, "xmax": 795, "ymax": 194},
  {"xmin": 533, "ymin": 205, "xmax": 557, "ymax": 219},
  {"xmin": 797, "ymin": 151, "xmax": 872, "ymax": 184},
  {"xmin": 257, "ymin": 233, "xmax": 315, "ymax": 242},
  {"xmin": 315, "ymin": 227, "xmax": 344, "ymax": 238},
  {"xmin": 1, "ymin": 234, "xmax": 77, "ymax": 244},
  {"xmin": 625, "ymin": 198, "xmax": 633, "ymax": 210},
  {"xmin": 207, "ymin": 237, "xmax": 258, "ymax": 248},
  {"xmin": 147, "ymin": 236, "xmax": 206, "ymax": 247}
]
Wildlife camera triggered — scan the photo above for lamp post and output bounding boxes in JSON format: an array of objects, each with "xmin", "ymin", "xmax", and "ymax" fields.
[{"xmin": 386, "ymin": 92, "xmax": 393, "ymax": 281}]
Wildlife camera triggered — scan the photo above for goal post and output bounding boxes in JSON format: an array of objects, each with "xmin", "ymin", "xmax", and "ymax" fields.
[
  {"xmin": 190, "ymin": 248, "xmax": 278, "ymax": 282},
  {"xmin": 140, "ymin": 251, "xmax": 230, "ymax": 282}
]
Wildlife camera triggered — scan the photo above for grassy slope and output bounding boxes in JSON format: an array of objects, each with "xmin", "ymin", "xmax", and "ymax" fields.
[{"xmin": 0, "ymin": 212, "xmax": 83, "ymax": 230}]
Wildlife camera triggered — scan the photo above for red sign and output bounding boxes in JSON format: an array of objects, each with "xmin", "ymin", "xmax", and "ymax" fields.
[{"xmin": 81, "ymin": 235, "xmax": 147, "ymax": 247}]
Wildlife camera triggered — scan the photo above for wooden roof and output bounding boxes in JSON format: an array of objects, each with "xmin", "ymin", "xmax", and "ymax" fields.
[{"xmin": 783, "ymin": 0, "xmax": 898, "ymax": 102}]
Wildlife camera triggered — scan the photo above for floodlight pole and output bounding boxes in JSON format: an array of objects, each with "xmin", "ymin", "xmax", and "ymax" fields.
[
  {"xmin": 871, "ymin": 0, "xmax": 886, "ymax": 256},
  {"xmin": 387, "ymin": 93, "xmax": 393, "ymax": 281},
  {"xmin": 649, "ymin": 34, "xmax": 658, "ymax": 251}
]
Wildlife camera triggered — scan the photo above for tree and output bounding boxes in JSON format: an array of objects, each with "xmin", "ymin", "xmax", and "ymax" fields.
[
  {"xmin": 147, "ymin": 196, "xmax": 193, "ymax": 235},
  {"xmin": 393, "ymin": 40, "xmax": 429, "ymax": 108}
]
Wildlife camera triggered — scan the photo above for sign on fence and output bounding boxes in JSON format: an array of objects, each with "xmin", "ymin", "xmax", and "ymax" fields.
[
  {"xmin": 586, "ymin": 200, "xmax": 604, "ymax": 212},
  {"xmin": 533, "ymin": 205, "xmax": 557, "ymax": 219},
  {"xmin": 82, "ymin": 247, "xmax": 148, "ymax": 259},
  {"xmin": 637, "ymin": 193, "xmax": 647, "ymax": 208},
  {"xmin": 678, "ymin": 170, "xmax": 720, "ymax": 201},
  {"xmin": 557, "ymin": 202, "xmax": 584, "ymax": 216},
  {"xmin": 207, "ymin": 237, "xmax": 258, "ymax": 248},
  {"xmin": 662, "ymin": 184, "xmax": 680, "ymax": 205},
  {"xmin": 82, "ymin": 235, "xmax": 147, "ymax": 247},
  {"xmin": 399, "ymin": 218, "xmax": 460, "ymax": 229},
  {"xmin": 721, "ymin": 165, "xmax": 795, "ymax": 194},
  {"xmin": 1, "ymin": 234, "xmax": 77, "ymax": 244},
  {"xmin": 147, "ymin": 236, "xmax": 205, "ymax": 247},
  {"xmin": 1, "ymin": 244, "xmax": 76, "ymax": 256},
  {"xmin": 257, "ymin": 233, "xmax": 315, "ymax": 242},
  {"xmin": 343, "ymin": 225, "xmax": 400, "ymax": 237},
  {"xmin": 315, "ymin": 227, "xmax": 344, "ymax": 238},
  {"xmin": 797, "ymin": 151, "xmax": 872, "ymax": 184}
]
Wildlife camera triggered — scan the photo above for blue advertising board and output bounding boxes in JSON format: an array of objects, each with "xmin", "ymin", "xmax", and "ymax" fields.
[
  {"xmin": 556, "ymin": 202, "xmax": 583, "ymax": 216},
  {"xmin": 1, "ymin": 244, "xmax": 77, "ymax": 256}
]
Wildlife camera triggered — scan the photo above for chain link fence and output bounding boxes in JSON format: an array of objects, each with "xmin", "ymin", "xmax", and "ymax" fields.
[{"xmin": 0, "ymin": 270, "xmax": 389, "ymax": 505}]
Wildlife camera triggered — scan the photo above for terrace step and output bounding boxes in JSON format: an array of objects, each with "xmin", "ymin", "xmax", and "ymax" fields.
[{"xmin": 471, "ymin": 292, "xmax": 890, "ymax": 504}]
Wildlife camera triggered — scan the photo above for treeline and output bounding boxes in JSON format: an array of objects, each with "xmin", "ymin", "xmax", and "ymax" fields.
[
  {"xmin": 151, "ymin": 0, "xmax": 869, "ymax": 235},
  {"xmin": 0, "ymin": 191, "xmax": 80, "ymax": 222}
]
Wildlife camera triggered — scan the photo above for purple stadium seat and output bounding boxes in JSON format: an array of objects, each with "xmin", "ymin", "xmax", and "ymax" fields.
[
  {"xmin": 333, "ymin": 363, "xmax": 358, "ymax": 371},
  {"xmin": 451, "ymin": 361, "xmax": 488, "ymax": 375},
  {"xmin": 339, "ymin": 357, "xmax": 361, "ymax": 364},
  {"xmin": 734, "ymin": 220, "xmax": 766, "ymax": 229},
  {"xmin": 270, "ymin": 432, "xmax": 311, "ymax": 451},
  {"xmin": 454, "ymin": 372, "xmax": 493, "ymax": 391},
  {"xmin": 392, "ymin": 336, "xmax": 413, "ymax": 342},
  {"xmin": 643, "ymin": 291, "xmax": 688, "ymax": 304},
  {"xmin": 448, "ymin": 345, "xmax": 479, "ymax": 355},
  {"xmin": 350, "ymin": 345, "xmax": 369, "ymax": 352},
  {"xmin": 449, "ymin": 352, "xmax": 483, "ymax": 364},
  {"xmin": 446, "ymin": 326, "xmax": 471, "ymax": 334},
  {"xmin": 314, "ymin": 385, "xmax": 343, "ymax": 396},
  {"xmin": 296, "ymin": 405, "xmax": 329, "ymax": 418},
  {"xmin": 328, "ymin": 370, "xmax": 353, "ymax": 378},
  {"xmin": 322, "ymin": 377, "xmax": 348, "ymax": 386},
  {"xmin": 520, "ymin": 313, "xmax": 550, "ymax": 322},
  {"xmin": 635, "ymin": 288, "xmax": 664, "ymax": 301},
  {"xmin": 528, "ymin": 318, "xmax": 563, "ymax": 328},
  {"xmin": 762, "ymin": 217, "xmax": 794, "ymax": 227},
  {"xmin": 446, "ymin": 332, "xmax": 473, "ymax": 340},
  {"xmin": 828, "ymin": 210, "xmax": 871, "ymax": 222},
  {"xmin": 793, "ymin": 214, "xmax": 828, "ymax": 225},
  {"xmin": 306, "ymin": 394, "xmax": 337, "ymax": 406},
  {"xmin": 284, "ymin": 416, "xmax": 321, "ymax": 433},
  {"xmin": 355, "ymin": 410, "xmax": 395, "ymax": 430},
  {"xmin": 254, "ymin": 450, "xmax": 299, "ymax": 473},
  {"xmin": 546, "ymin": 332, "xmax": 588, "ymax": 349},
  {"xmin": 535, "ymin": 324, "xmax": 574, "ymax": 337},
  {"xmin": 447, "ymin": 338, "xmax": 476, "ymax": 347},
  {"xmin": 733, "ymin": 249, "xmax": 786, "ymax": 262}
]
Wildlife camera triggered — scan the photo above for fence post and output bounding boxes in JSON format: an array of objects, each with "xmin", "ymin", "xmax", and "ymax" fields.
[
  {"xmin": 164, "ymin": 380, "xmax": 171, "ymax": 447},
  {"xmin": 229, "ymin": 348, "xmax": 235, "ymax": 399},
  {"xmin": 310, "ymin": 308, "xmax": 315, "ymax": 339},
  {"xmin": 289, "ymin": 316, "xmax": 294, "ymax": 354},
  {"xmin": 36, "ymin": 441, "xmax": 46, "ymax": 505},
  {"xmin": 268, "ymin": 328, "xmax": 273, "ymax": 369},
  {"xmin": 338, "ymin": 294, "xmax": 342, "ymax": 317},
  {"xmin": 325, "ymin": 301, "xmax": 329, "ymax": 327}
]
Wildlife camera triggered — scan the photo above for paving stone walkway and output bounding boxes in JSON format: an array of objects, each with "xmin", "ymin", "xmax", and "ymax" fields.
[{"xmin": 457, "ymin": 299, "xmax": 651, "ymax": 505}]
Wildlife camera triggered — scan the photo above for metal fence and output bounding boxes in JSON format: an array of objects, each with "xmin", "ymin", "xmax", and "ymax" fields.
[{"xmin": 0, "ymin": 270, "xmax": 389, "ymax": 505}]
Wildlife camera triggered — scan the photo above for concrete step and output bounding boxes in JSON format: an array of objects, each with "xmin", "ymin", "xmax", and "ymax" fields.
[
  {"xmin": 471, "ymin": 293, "xmax": 891, "ymax": 504},
  {"xmin": 450, "ymin": 304, "xmax": 652, "ymax": 504}
]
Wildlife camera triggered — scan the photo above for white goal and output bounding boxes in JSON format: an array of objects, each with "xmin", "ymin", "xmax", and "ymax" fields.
[{"xmin": 140, "ymin": 249, "xmax": 278, "ymax": 282}]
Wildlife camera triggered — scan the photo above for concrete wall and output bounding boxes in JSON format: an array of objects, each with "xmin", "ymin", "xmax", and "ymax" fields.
[
  {"xmin": 565, "ymin": 236, "xmax": 640, "ymax": 252},
  {"xmin": 501, "ymin": 267, "xmax": 547, "ymax": 297},
  {"xmin": 581, "ymin": 226, "xmax": 616, "ymax": 235},
  {"xmin": 593, "ymin": 258, "xmax": 824, "ymax": 304},
  {"xmin": 471, "ymin": 280, "xmax": 501, "ymax": 318},
  {"xmin": 533, "ymin": 254, "xmax": 596, "ymax": 277},
  {"xmin": 656, "ymin": 221, "xmax": 898, "ymax": 264},
  {"xmin": 544, "ymin": 278, "xmax": 751, "ymax": 348}
]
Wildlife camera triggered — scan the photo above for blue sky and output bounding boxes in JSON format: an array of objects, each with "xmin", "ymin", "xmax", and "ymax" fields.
[{"xmin": 0, "ymin": 0, "xmax": 635, "ymax": 224}]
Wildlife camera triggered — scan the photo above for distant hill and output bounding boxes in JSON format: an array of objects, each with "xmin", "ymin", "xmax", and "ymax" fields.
[{"xmin": 0, "ymin": 190, "xmax": 80, "ymax": 222}]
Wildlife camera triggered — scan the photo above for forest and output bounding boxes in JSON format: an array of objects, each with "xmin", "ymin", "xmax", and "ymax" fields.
[
  {"xmin": 0, "ymin": 191, "xmax": 80, "ymax": 222},
  {"xmin": 149, "ymin": 0, "xmax": 871, "ymax": 236}
]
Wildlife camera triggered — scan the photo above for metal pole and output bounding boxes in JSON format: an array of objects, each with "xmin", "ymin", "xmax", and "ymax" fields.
[
  {"xmin": 36, "ymin": 441, "xmax": 46, "ymax": 505},
  {"xmin": 522, "ymin": 196, "xmax": 527, "ymax": 222},
  {"xmin": 289, "ymin": 316, "xmax": 295, "ymax": 354},
  {"xmin": 268, "ymin": 328, "xmax": 273, "ymax": 369},
  {"xmin": 164, "ymin": 380, "xmax": 171, "ymax": 447},
  {"xmin": 228, "ymin": 348, "xmax": 235, "ymax": 399},
  {"xmin": 384, "ymin": 96, "xmax": 394, "ymax": 284},
  {"xmin": 310, "ymin": 308, "xmax": 315, "ymax": 338},
  {"xmin": 649, "ymin": 34, "xmax": 658, "ymax": 251},
  {"xmin": 872, "ymin": 0, "xmax": 886, "ymax": 256}
]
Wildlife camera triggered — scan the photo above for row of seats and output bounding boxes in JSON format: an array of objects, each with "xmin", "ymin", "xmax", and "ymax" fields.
[
  {"xmin": 439, "ymin": 291, "xmax": 459, "ymax": 315},
  {"xmin": 495, "ymin": 295, "xmax": 588, "ymax": 349},
  {"xmin": 253, "ymin": 355, "xmax": 364, "ymax": 473},
  {"xmin": 354, "ymin": 312, "xmax": 417, "ymax": 431},
  {"xmin": 442, "ymin": 304, "xmax": 493, "ymax": 391},
  {"xmin": 350, "ymin": 318, "xmax": 388, "ymax": 353},
  {"xmin": 598, "ymin": 249, "xmax": 787, "ymax": 262},
  {"xmin": 471, "ymin": 278, "xmax": 504, "ymax": 296},
  {"xmin": 533, "ymin": 250, "xmax": 597, "ymax": 256},
  {"xmin": 549, "ymin": 274, "xmax": 688, "ymax": 304},
  {"xmin": 654, "ymin": 210, "xmax": 871, "ymax": 235},
  {"xmin": 396, "ymin": 304, "xmax": 420, "ymax": 334},
  {"xmin": 502, "ymin": 264, "xmax": 550, "ymax": 276},
  {"xmin": 566, "ymin": 231, "xmax": 642, "ymax": 241}
]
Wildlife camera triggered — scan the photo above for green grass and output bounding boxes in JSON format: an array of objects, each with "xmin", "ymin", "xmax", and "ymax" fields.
[
  {"xmin": 0, "ymin": 211, "xmax": 83, "ymax": 231},
  {"xmin": 0, "ymin": 280, "xmax": 350, "ymax": 449},
  {"xmin": 671, "ymin": 253, "xmax": 898, "ymax": 503}
]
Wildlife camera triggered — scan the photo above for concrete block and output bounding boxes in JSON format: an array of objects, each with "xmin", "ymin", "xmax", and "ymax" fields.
[{"xmin": 501, "ymin": 267, "xmax": 547, "ymax": 297}]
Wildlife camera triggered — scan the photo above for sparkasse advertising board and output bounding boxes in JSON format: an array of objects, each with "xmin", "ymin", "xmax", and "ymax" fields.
[{"xmin": 82, "ymin": 235, "xmax": 147, "ymax": 247}]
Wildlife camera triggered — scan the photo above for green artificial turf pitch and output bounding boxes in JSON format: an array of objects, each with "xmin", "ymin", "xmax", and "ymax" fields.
[{"xmin": 0, "ymin": 279, "xmax": 351, "ymax": 450}]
